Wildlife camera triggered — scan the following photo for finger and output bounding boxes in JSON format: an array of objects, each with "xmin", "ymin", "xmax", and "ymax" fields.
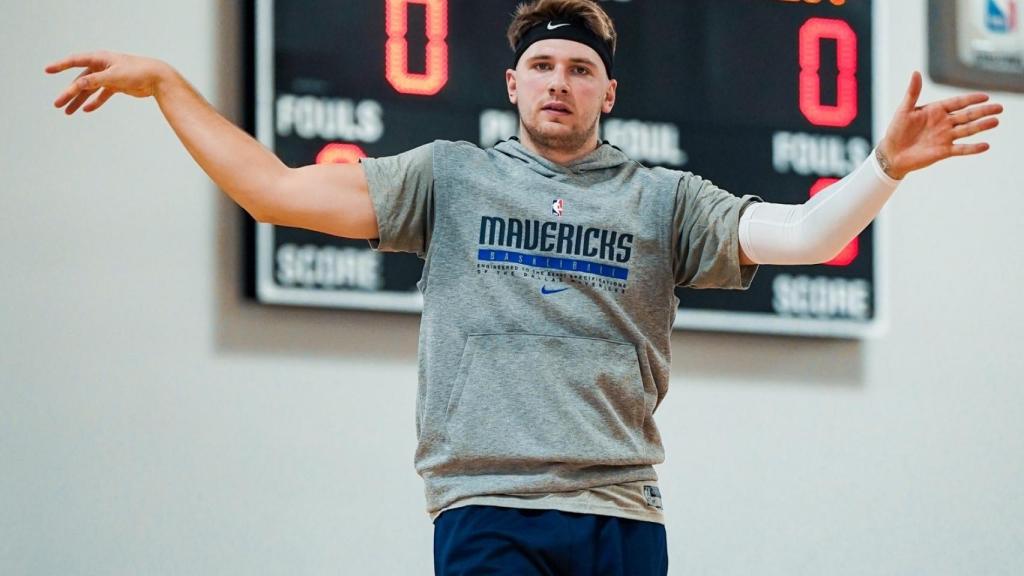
[
  {"xmin": 899, "ymin": 70, "xmax": 922, "ymax": 112},
  {"xmin": 76, "ymin": 71, "xmax": 110, "ymax": 92},
  {"xmin": 57, "ymin": 70, "xmax": 112, "ymax": 109},
  {"xmin": 940, "ymin": 92, "xmax": 990, "ymax": 113},
  {"xmin": 45, "ymin": 54, "xmax": 86, "ymax": 74},
  {"xmin": 967, "ymin": 102, "xmax": 1004, "ymax": 121},
  {"xmin": 64, "ymin": 87, "xmax": 100, "ymax": 115},
  {"xmin": 53, "ymin": 68, "xmax": 92, "ymax": 108},
  {"xmin": 83, "ymin": 88, "xmax": 116, "ymax": 113},
  {"xmin": 950, "ymin": 142, "xmax": 990, "ymax": 156},
  {"xmin": 44, "ymin": 52, "xmax": 103, "ymax": 74},
  {"xmin": 948, "ymin": 103, "xmax": 1004, "ymax": 129},
  {"xmin": 952, "ymin": 116, "xmax": 1000, "ymax": 140}
]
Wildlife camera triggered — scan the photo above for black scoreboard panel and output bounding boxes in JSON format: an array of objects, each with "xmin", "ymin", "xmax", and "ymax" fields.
[{"xmin": 250, "ymin": 0, "xmax": 880, "ymax": 338}]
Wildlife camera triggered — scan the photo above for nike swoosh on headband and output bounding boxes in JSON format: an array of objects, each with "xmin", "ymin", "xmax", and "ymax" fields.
[{"xmin": 547, "ymin": 22, "xmax": 571, "ymax": 30}]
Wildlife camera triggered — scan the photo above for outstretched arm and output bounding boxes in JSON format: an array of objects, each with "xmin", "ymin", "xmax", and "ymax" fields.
[
  {"xmin": 45, "ymin": 50, "xmax": 378, "ymax": 239},
  {"xmin": 738, "ymin": 71, "xmax": 1003, "ymax": 266}
]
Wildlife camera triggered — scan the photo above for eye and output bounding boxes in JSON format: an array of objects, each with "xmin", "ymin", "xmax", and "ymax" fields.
[
  {"xmin": 534, "ymin": 62, "xmax": 552, "ymax": 71},
  {"xmin": 573, "ymin": 66, "xmax": 590, "ymax": 75}
]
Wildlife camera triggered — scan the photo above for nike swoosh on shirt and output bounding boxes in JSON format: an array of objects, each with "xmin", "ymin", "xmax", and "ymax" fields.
[
  {"xmin": 541, "ymin": 286, "xmax": 569, "ymax": 295},
  {"xmin": 547, "ymin": 22, "xmax": 571, "ymax": 30}
]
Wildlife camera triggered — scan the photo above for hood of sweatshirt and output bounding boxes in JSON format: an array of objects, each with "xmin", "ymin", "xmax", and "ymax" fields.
[{"xmin": 492, "ymin": 136, "xmax": 632, "ymax": 178}]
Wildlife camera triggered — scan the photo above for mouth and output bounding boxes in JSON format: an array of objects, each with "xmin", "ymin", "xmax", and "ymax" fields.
[{"xmin": 541, "ymin": 102, "xmax": 572, "ymax": 116}]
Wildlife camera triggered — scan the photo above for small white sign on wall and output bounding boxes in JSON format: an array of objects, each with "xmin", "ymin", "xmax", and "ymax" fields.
[{"xmin": 930, "ymin": 0, "xmax": 1024, "ymax": 92}]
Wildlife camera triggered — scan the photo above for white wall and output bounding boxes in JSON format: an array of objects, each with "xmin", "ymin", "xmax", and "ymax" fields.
[{"xmin": 3, "ymin": 1, "xmax": 1022, "ymax": 574}]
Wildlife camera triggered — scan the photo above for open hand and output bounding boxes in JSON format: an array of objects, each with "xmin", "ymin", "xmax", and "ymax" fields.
[
  {"xmin": 45, "ymin": 50, "xmax": 171, "ymax": 115},
  {"xmin": 877, "ymin": 71, "xmax": 1003, "ymax": 180}
]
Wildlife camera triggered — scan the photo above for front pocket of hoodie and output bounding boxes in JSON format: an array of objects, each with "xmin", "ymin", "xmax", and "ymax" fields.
[{"xmin": 443, "ymin": 333, "xmax": 649, "ymax": 465}]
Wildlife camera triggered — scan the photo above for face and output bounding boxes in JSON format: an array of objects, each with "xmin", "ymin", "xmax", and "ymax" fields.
[{"xmin": 506, "ymin": 39, "xmax": 617, "ymax": 154}]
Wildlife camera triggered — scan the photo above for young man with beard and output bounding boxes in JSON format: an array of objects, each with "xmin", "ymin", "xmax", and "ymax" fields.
[{"xmin": 47, "ymin": 0, "xmax": 1002, "ymax": 573}]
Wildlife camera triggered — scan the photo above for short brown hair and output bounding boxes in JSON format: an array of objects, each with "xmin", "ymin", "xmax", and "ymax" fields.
[{"xmin": 506, "ymin": 0, "xmax": 617, "ymax": 56}]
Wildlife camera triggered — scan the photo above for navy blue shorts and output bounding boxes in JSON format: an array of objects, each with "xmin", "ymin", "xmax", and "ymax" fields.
[{"xmin": 433, "ymin": 505, "xmax": 668, "ymax": 575}]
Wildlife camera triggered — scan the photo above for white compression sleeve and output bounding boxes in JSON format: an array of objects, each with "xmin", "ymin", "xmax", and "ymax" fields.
[{"xmin": 738, "ymin": 149, "xmax": 902, "ymax": 265}]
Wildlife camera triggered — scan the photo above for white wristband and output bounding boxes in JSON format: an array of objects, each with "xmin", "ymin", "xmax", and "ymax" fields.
[{"xmin": 738, "ymin": 148, "xmax": 902, "ymax": 265}]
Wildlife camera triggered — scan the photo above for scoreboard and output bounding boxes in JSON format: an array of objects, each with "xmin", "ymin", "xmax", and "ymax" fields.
[{"xmin": 248, "ymin": 0, "xmax": 881, "ymax": 338}]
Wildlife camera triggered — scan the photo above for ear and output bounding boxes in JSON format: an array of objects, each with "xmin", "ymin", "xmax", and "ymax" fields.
[
  {"xmin": 602, "ymin": 78, "xmax": 617, "ymax": 114},
  {"xmin": 506, "ymin": 69, "xmax": 517, "ymax": 105}
]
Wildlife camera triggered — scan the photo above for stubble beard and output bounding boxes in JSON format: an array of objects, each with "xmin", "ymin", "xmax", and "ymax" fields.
[{"xmin": 520, "ymin": 111, "xmax": 599, "ymax": 156}]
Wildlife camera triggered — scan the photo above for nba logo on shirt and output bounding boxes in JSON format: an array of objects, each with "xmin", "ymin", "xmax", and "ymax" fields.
[
  {"xmin": 551, "ymin": 198, "xmax": 565, "ymax": 217},
  {"xmin": 986, "ymin": 0, "xmax": 1019, "ymax": 33}
]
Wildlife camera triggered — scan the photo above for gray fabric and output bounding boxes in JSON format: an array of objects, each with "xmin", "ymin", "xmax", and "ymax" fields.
[
  {"xmin": 360, "ymin": 142, "xmax": 435, "ymax": 256},
  {"xmin": 360, "ymin": 138, "xmax": 762, "ymax": 516}
]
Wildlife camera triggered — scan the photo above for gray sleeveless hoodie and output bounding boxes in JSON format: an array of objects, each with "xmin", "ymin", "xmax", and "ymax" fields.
[{"xmin": 360, "ymin": 137, "xmax": 761, "ymax": 517}]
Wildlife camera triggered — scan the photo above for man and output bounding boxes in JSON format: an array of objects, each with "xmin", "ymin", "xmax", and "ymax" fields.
[{"xmin": 46, "ymin": 0, "xmax": 1002, "ymax": 573}]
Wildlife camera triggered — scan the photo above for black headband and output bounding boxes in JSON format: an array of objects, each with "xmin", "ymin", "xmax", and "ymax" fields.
[{"xmin": 512, "ymin": 20, "xmax": 614, "ymax": 78}]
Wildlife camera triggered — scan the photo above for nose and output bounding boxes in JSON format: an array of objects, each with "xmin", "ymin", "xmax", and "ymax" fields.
[{"xmin": 547, "ymin": 66, "xmax": 570, "ymax": 94}]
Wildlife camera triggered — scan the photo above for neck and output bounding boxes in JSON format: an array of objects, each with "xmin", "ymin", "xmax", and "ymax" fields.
[{"xmin": 517, "ymin": 125, "xmax": 601, "ymax": 167}]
